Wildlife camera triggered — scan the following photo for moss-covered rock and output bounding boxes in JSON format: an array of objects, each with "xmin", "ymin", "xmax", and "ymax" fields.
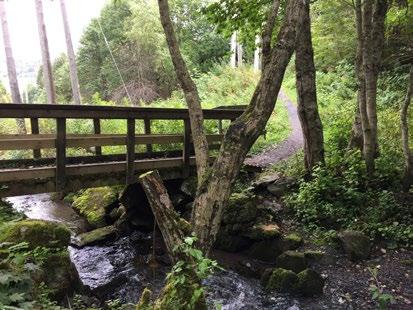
[
  {"xmin": 297, "ymin": 269, "xmax": 324, "ymax": 296},
  {"xmin": 215, "ymin": 234, "xmax": 252, "ymax": 252},
  {"xmin": 338, "ymin": 230, "xmax": 371, "ymax": 261},
  {"xmin": 222, "ymin": 192, "xmax": 258, "ymax": 224},
  {"xmin": 0, "ymin": 220, "xmax": 70, "ymax": 249},
  {"xmin": 276, "ymin": 251, "xmax": 307, "ymax": 273},
  {"xmin": 246, "ymin": 239, "xmax": 284, "ymax": 262},
  {"xmin": 40, "ymin": 251, "xmax": 80, "ymax": 300},
  {"xmin": 265, "ymin": 268, "xmax": 299, "ymax": 292},
  {"xmin": 304, "ymin": 250, "xmax": 325, "ymax": 264},
  {"xmin": 243, "ymin": 223, "xmax": 281, "ymax": 240},
  {"xmin": 72, "ymin": 187, "xmax": 120, "ymax": 228},
  {"xmin": 74, "ymin": 225, "xmax": 118, "ymax": 247},
  {"xmin": 282, "ymin": 233, "xmax": 303, "ymax": 251}
]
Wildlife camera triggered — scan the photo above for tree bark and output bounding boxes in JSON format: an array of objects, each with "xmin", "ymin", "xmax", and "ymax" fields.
[
  {"xmin": 139, "ymin": 171, "xmax": 187, "ymax": 263},
  {"xmin": 191, "ymin": 0, "xmax": 303, "ymax": 254},
  {"xmin": 401, "ymin": 66, "xmax": 413, "ymax": 191},
  {"xmin": 59, "ymin": 0, "xmax": 81, "ymax": 105},
  {"xmin": 157, "ymin": 0, "xmax": 209, "ymax": 183},
  {"xmin": 261, "ymin": 0, "xmax": 281, "ymax": 69},
  {"xmin": 360, "ymin": 0, "xmax": 388, "ymax": 176},
  {"xmin": 0, "ymin": 0, "xmax": 26, "ymax": 134},
  {"xmin": 295, "ymin": 0, "xmax": 324, "ymax": 172},
  {"xmin": 348, "ymin": 0, "xmax": 365, "ymax": 151},
  {"xmin": 35, "ymin": 0, "xmax": 56, "ymax": 104}
]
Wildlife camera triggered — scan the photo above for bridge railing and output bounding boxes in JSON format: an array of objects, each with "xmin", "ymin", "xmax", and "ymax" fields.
[{"xmin": 0, "ymin": 103, "xmax": 244, "ymax": 192}]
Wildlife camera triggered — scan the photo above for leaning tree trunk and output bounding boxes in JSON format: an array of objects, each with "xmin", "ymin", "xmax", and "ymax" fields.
[
  {"xmin": 261, "ymin": 0, "xmax": 280, "ymax": 69},
  {"xmin": 295, "ymin": 0, "xmax": 324, "ymax": 172},
  {"xmin": 158, "ymin": 0, "xmax": 209, "ymax": 182},
  {"xmin": 35, "ymin": 0, "xmax": 56, "ymax": 104},
  {"xmin": 401, "ymin": 66, "xmax": 413, "ymax": 191},
  {"xmin": 0, "ymin": 0, "xmax": 26, "ymax": 134},
  {"xmin": 59, "ymin": 0, "xmax": 81, "ymax": 105},
  {"xmin": 348, "ymin": 0, "xmax": 365, "ymax": 151}
]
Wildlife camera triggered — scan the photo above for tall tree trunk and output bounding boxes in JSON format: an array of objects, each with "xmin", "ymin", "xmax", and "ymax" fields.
[
  {"xmin": 191, "ymin": 0, "xmax": 302, "ymax": 254},
  {"xmin": 158, "ymin": 0, "xmax": 209, "ymax": 182},
  {"xmin": 59, "ymin": 0, "xmax": 81, "ymax": 105},
  {"xmin": 360, "ymin": 0, "xmax": 388, "ymax": 176},
  {"xmin": 0, "ymin": 0, "xmax": 26, "ymax": 134},
  {"xmin": 295, "ymin": 0, "xmax": 324, "ymax": 172},
  {"xmin": 35, "ymin": 0, "xmax": 56, "ymax": 104},
  {"xmin": 348, "ymin": 0, "xmax": 365, "ymax": 151},
  {"xmin": 401, "ymin": 66, "xmax": 413, "ymax": 191}
]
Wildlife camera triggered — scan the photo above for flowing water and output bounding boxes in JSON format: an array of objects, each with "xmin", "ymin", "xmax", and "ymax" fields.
[{"xmin": 7, "ymin": 193, "xmax": 303, "ymax": 310}]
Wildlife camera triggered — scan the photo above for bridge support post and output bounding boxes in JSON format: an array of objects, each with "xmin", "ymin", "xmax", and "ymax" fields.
[
  {"xmin": 30, "ymin": 118, "xmax": 41, "ymax": 159},
  {"xmin": 144, "ymin": 118, "xmax": 153, "ymax": 155},
  {"xmin": 93, "ymin": 118, "xmax": 102, "ymax": 156},
  {"xmin": 56, "ymin": 118, "xmax": 66, "ymax": 191},
  {"xmin": 126, "ymin": 118, "xmax": 136, "ymax": 184},
  {"xmin": 182, "ymin": 119, "xmax": 191, "ymax": 178}
]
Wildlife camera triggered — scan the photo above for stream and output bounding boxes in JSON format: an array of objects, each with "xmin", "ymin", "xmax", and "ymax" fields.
[{"xmin": 7, "ymin": 193, "xmax": 303, "ymax": 310}]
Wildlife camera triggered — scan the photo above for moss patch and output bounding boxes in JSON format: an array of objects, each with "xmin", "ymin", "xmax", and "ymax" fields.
[
  {"xmin": 297, "ymin": 269, "xmax": 325, "ymax": 296},
  {"xmin": 276, "ymin": 251, "xmax": 307, "ymax": 273},
  {"xmin": 74, "ymin": 225, "xmax": 118, "ymax": 247},
  {"xmin": 72, "ymin": 187, "xmax": 120, "ymax": 228},
  {"xmin": 222, "ymin": 192, "xmax": 258, "ymax": 224},
  {"xmin": 265, "ymin": 268, "xmax": 299, "ymax": 292},
  {"xmin": 0, "ymin": 220, "xmax": 70, "ymax": 249}
]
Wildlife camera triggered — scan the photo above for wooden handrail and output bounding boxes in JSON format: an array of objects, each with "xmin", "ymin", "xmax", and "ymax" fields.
[{"xmin": 0, "ymin": 103, "xmax": 244, "ymax": 120}]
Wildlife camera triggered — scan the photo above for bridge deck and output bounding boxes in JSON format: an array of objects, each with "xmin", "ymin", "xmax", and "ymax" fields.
[{"xmin": 0, "ymin": 103, "xmax": 243, "ymax": 197}]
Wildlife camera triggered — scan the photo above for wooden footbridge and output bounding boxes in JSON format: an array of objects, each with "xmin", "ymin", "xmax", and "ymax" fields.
[{"xmin": 0, "ymin": 104, "xmax": 243, "ymax": 198}]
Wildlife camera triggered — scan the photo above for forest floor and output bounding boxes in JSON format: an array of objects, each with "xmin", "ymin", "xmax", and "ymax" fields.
[{"xmin": 245, "ymin": 90, "xmax": 303, "ymax": 168}]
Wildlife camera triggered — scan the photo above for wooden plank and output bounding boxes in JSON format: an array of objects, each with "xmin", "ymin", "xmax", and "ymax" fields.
[
  {"xmin": 0, "ymin": 166, "xmax": 54, "ymax": 182},
  {"xmin": 0, "ymin": 103, "xmax": 244, "ymax": 120},
  {"xmin": 0, "ymin": 156, "xmax": 199, "ymax": 183},
  {"xmin": 30, "ymin": 118, "xmax": 41, "ymax": 159},
  {"xmin": 93, "ymin": 118, "xmax": 102, "ymax": 156},
  {"xmin": 144, "ymin": 118, "xmax": 153, "ymax": 154},
  {"xmin": 126, "ymin": 118, "xmax": 135, "ymax": 184},
  {"xmin": 56, "ymin": 118, "xmax": 66, "ymax": 191},
  {"xmin": 182, "ymin": 119, "xmax": 191, "ymax": 177}
]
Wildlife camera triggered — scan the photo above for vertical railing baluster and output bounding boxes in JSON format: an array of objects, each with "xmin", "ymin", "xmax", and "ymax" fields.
[
  {"xmin": 30, "ymin": 117, "xmax": 41, "ymax": 159},
  {"xmin": 126, "ymin": 118, "xmax": 136, "ymax": 184},
  {"xmin": 56, "ymin": 118, "xmax": 66, "ymax": 192},
  {"xmin": 144, "ymin": 118, "xmax": 152, "ymax": 155},
  {"xmin": 93, "ymin": 118, "xmax": 102, "ymax": 156},
  {"xmin": 218, "ymin": 119, "xmax": 223, "ymax": 135},
  {"xmin": 182, "ymin": 118, "xmax": 191, "ymax": 178}
]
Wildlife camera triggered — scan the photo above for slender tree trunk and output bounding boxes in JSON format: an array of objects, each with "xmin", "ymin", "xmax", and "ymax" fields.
[
  {"xmin": 158, "ymin": 0, "xmax": 209, "ymax": 183},
  {"xmin": 295, "ymin": 0, "xmax": 324, "ymax": 172},
  {"xmin": 35, "ymin": 0, "xmax": 56, "ymax": 104},
  {"xmin": 401, "ymin": 66, "xmax": 413, "ymax": 191},
  {"xmin": 0, "ymin": 0, "xmax": 26, "ymax": 134},
  {"xmin": 360, "ymin": 0, "xmax": 388, "ymax": 176},
  {"xmin": 59, "ymin": 0, "xmax": 81, "ymax": 105},
  {"xmin": 349, "ymin": 0, "xmax": 365, "ymax": 151}
]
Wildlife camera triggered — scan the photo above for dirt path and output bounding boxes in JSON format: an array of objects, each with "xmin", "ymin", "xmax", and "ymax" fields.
[{"xmin": 245, "ymin": 90, "xmax": 303, "ymax": 168}]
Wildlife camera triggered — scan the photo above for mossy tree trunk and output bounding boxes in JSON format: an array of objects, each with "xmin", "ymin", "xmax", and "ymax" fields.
[
  {"xmin": 295, "ymin": 0, "xmax": 324, "ymax": 172},
  {"xmin": 401, "ymin": 66, "xmax": 413, "ymax": 191}
]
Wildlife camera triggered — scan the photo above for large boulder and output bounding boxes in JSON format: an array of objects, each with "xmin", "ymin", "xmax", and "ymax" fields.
[
  {"xmin": 276, "ymin": 251, "xmax": 307, "ymax": 273},
  {"xmin": 338, "ymin": 230, "xmax": 371, "ymax": 261},
  {"xmin": 281, "ymin": 233, "xmax": 303, "ymax": 251},
  {"xmin": 266, "ymin": 176, "xmax": 296, "ymax": 197},
  {"xmin": 0, "ymin": 219, "xmax": 70, "ymax": 249},
  {"xmin": 297, "ymin": 269, "xmax": 324, "ymax": 296},
  {"xmin": 39, "ymin": 251, "xmax": 80, "ymax": 300},
  {"xmin": 264, "ymin": 268, "xmax": 299, "ymax": 293},
  {"xmin": 72, "ymin": 187, "xmax": 120, "ymax": 228}
]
